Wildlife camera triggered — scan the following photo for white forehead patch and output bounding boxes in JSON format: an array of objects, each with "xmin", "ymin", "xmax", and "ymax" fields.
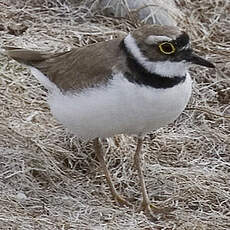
[{"xmin": 145, "ymin": 35, "xmax": 172, "ymax": 45}]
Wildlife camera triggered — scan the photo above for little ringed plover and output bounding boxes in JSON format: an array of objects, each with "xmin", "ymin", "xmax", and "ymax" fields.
[{"xmin": 4, "ymin": 24, "xmax": 214, "ymax": 214}]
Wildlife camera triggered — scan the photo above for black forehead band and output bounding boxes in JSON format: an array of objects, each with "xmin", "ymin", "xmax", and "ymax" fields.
[{"xmin": 172, "ymin": 32, "xmax": 190, "ymax": 49}]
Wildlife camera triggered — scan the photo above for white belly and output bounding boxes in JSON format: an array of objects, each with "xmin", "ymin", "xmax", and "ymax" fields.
[{"xmin": 48, "ymin": 72, "xmax": 192, "ymax": 139}]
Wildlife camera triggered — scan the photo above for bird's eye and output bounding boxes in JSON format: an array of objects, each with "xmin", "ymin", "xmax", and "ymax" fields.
[{"xmin": 159, "ymin": 42, "xmax": 176, "ymax": 55}]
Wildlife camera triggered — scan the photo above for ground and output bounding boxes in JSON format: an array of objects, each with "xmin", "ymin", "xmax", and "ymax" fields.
[{"xmin": 0, "ymin": 0, "xmax": 229, "ymax": 229}]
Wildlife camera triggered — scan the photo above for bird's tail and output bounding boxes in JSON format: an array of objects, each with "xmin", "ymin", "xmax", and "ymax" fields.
[
  {"xmin": 1, "ymin": 47, "xmax": 47, "ymax": 66},
  {"xmin": 1, "ymin": 47, "xmax": 60, "ymax": 92}
]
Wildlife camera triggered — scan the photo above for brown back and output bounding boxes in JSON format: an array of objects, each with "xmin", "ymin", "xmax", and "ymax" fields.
[{"xmin": 5, "ymin": 39, "xmax": 127, "ymax": 91}]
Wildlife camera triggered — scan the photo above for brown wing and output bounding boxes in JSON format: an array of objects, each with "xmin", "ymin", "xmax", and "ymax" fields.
[{"xmin": 5, "ymin": 39, "xmax": 127, "ymax": 91}]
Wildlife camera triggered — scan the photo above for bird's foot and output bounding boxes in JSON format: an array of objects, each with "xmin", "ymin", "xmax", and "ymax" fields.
[
  {"xmin": 112, "ymin": 192, "xmax": 132, "ymax": 207},
  {"xmin": 138, "ymin": 200, "xmax": 175, "ymax": 215}
]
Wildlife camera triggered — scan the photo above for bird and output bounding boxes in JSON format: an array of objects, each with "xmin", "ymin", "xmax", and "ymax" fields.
[{"xmin": 3, "ymin": 24, "xmax": 214, "ymax": 214}]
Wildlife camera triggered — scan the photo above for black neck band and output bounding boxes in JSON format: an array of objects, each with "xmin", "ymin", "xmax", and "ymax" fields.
[{"xmin": 120, "ymin": 40, "xmax": 186, "ymax": 89}]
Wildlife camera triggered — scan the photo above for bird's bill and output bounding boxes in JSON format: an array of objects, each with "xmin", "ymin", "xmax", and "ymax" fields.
[{"xmin": 186, "ymin": 52, "xmax": 215, "ymax": 68}]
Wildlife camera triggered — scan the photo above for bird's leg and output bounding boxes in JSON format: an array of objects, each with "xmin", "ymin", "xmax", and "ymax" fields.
[
  {"xmin": 93, "ymin": 138, "xmax": 131, "ymax": 207},
  {"xmin": 134, "ymin": 136, "xmax": 161, "ymax": 214},
  {"xmin": 134, "ymin": 136, "xmax": 152, "ymax": 211},
  {"xmin": 134, "ymin": 135, "xmax": 174, "ymax": 215}
]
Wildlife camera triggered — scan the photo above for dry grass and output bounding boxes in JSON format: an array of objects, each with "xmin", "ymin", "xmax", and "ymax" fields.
[{"xmin": 0, "ymin": 0, "xmax": 230, "ymax": 229}]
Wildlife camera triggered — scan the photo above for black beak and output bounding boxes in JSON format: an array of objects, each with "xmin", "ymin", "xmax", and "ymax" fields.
[{"xmin": 185, "ymin": 51, "xmax": 215, "ymax": 68}]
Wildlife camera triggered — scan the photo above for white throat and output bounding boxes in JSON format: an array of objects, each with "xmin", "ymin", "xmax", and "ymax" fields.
[{"xmin": 124, "ymin": 34, "xmax": 188, "ymax": 77}]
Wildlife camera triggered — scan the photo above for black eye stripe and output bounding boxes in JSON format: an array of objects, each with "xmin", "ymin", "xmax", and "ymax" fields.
[
  {"xmin": 156, "ymin": 33, "xmax": 190, "ymax": 52},
  {"xmin": 173, "ymin": 32, "xmax": 190, "ymax": 49}
]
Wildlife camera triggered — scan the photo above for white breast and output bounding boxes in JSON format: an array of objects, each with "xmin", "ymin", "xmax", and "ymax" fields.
[{"xmin": 47, "ymin": 72, "xmax": 192, "ymax": 140}]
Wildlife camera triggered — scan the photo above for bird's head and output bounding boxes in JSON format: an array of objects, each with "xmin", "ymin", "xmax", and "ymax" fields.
[{"xmin": 123, "ymin": 25, "xmax": 214, "ymax": 77}]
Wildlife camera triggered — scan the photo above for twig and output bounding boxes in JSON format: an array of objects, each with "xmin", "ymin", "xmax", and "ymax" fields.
[{"xmin": 187, "ymin": 107, "xmax": 230, "ymax": 120}]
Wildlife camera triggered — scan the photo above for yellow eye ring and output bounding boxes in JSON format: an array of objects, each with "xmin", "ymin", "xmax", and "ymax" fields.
[{"xmin": 159, "ymin": 42, "xmax": 176, "ymax": 55}]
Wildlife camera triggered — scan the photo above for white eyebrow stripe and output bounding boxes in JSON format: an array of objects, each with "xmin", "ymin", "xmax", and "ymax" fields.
[{"xmin": 145, "ymin": 35, "xmax": 172, "ymax": 45}]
